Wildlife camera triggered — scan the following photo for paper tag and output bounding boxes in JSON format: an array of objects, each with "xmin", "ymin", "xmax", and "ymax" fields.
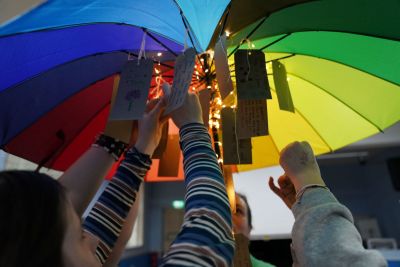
[
  {"xmin": 152, "ymin": 121, "xmax": 169, "ymax": 159},
  {"xmin": 109, "ymin": 59, "xmax": 153, "ymax": 120},
  {"xmin": 165, "ymin": 48, "xmax": 196, "ymax": 114},
  {"xmin": 158, "ymin": 135, "xmax": 181, "ymax": 177},
  {"xmin": 104, "ymin": 75, "xmax": 133, "ymax": 143},
  {"xmin": 214, "ymin": 34, "xmax": 234, "ymax": 100},
  {"xmin": 233, "ymin": 234, "xmax": 252, "ymax": 267},
  {"xmin": 223, "ymin": 165, "xmax": 236, "ymax": 213},
  {"xmin": 237, "ymin": 99, "xmax": 269, "ymax": 139},
  {"xmin": 221, "ymin": 108, "xmax": 252, "ymax": 165},
  {"xmin": 198, "ymin": 89, "xmax": 211, "ymax": 127},
  {"xmin": 234, "ymin": 50, "xmax": 271, "ymax": 100},
  {"xmin": 272, "ymin": 60, "xmax": 295, "ymax": 112}
]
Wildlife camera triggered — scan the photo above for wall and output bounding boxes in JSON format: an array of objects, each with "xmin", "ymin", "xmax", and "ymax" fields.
[{"xmin": 320, "ymin": 151, "xmax": 400, "ymax": 243}]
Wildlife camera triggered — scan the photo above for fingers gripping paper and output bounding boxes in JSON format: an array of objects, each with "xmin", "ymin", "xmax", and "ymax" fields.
[
  {"xmin": 165, "ymin": 48, "xmax": 196, "ymax": 114},
  {"xmin": 234, "ymin": 50, "xmax": 271, "ymax": 100},
  {"xmin": 109, "ymin": 59, "xmax": 153, "ymax": 120}
]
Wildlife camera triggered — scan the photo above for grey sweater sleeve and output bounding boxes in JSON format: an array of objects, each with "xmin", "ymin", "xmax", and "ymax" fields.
[{"xmin": 291, "ymin": 188, "xmax": 387, "ymax": 267}]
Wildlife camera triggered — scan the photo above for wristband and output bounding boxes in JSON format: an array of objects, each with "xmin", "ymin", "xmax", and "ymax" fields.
[{"xmin": 92, "ymin": 133, "xmax": 128, "ymax": 161}]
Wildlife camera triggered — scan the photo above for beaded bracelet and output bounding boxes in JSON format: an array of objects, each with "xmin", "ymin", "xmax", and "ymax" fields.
[{"xmin": 92, "ymin": 133, "xmax": 128, "ymax": 161}]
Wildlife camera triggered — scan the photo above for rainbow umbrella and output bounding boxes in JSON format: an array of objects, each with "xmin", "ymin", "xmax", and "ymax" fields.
[
  {"xmin": 226, "ymin": 0, "xmax": 400, "ymax": 171},
  {"xmin": 0, "ymin": 0, "xmax": 311, "ymax": 171}
]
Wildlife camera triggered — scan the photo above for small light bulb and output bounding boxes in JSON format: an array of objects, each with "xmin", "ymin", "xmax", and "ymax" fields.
[{"xmin": 157, "ymin": 52, "xmax": 162, "ymax": 57}]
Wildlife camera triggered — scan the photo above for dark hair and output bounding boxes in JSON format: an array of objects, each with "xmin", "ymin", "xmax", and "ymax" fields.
[
  {"xmin": 236, "ymin": 192, "xmax": 253, "ymax": 230},
  {"xmin": 0, "ymin": 170, "xmax": 67, "ymax": 267}
]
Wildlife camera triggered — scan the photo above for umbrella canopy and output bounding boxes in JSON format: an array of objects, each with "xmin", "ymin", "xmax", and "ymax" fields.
[
  {"xmin": 0, "ymin": 0, "xmax": 307, "ymax": 171},
  {"xmin": 0, "ymin": 0, "xmax": 399, "ymax": 174},
  {"xmin": 225, "ymin": 0, "xmax": 400, "ymax": 171}
]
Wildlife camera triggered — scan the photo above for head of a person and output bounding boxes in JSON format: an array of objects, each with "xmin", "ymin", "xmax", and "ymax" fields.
[
  {"xmin": 233, "ymin": 192, "xmax": 253, "ymax": 238},
  {"xmin": 0, "ymin": 170, "xmax": 100, "ymax": 267}
]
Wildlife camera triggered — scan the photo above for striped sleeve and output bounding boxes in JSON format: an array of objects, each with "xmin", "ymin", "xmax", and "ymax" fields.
[
  {"xmin": 82, "ymin": 147, "xmax": 151, "ymax": 264},
  {"xmin": 161, "ymin": 123, "xmax": 234, "ymax": 267}
]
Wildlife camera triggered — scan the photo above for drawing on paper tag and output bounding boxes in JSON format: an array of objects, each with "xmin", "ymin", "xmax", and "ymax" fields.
[
  {"xmin": 221, "ymin": 108, "xmax": 252, "ymax": 165},
  {"xmin": 165, "ymin": 48, "xmax": 196, "ymax": 114},
  {"xmin": 234, "ymin": 49, "xmax": 271, "ymax": 100},
  {"xmin": 237, "ymin": 99, "xmax": 269, "ymax": 139},
  {"xmin": 214, "ymin": 34, "xmax": 234, "ymax": 99},
  {"xmin": 109, "ymin": 58, "xmax": 153, "ymax": 120}
]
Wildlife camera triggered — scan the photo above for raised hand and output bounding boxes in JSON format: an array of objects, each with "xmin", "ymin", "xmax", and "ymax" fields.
[
  {"xmin": 279, "ymin": 141, "xmax": 325, "ymax": 192},
  {"xmin": 135, "ymin": 98, "xmax": 169, "ymax": 156},
  {"xmin": 170, "ymin": 92, "xmax": 203, "ymax": 129},
  {"xmin": 268, "ymin": 175, "xmax": 297, "ymax": 209}
]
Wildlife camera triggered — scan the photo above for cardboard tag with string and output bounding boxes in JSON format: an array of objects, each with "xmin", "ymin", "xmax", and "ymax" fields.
[
  {"xmin": 198, "ymin": 89, "xmax": 211, "ymax": 127},
  {"xmin": 108, "ymin": 58, "xmax": 153, "ymax": 120},
  {"xmin": 221, "ymin": 107, "xmax": 252, "ymax": 165},
  {"xmin": 236, "ymin": 99, "xmax": 269, "ymax": 139},
  {"xmin": 104, "ymin": 75, "xmax": 133, "ymax": 143},
  {"xmin": 234, "ymin": 49, "xmax": 271, "ymax": 100},
  {"xmin": 272, "ymin": 60, "xmax": 295, "ymax": 112},
  {"xmin": 152, "ymin": 120, "xmax": 169, "ymax": 159},
  {"xmin": 223, "ymin": 165, "xmax": 236, "ymax": 213},
  {"xmin": 158, "ymin": 134, "xmax": 181, "ymax": 177},
  {"xmin": 164, "ymin": 47, "xmax": 196, "ymax": 114},
  {"xmin": 214, "ymin": 34, "xmax": 234, "ymax": 100}
]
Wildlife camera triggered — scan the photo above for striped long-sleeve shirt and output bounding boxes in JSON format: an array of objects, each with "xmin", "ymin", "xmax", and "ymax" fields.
[
  {"xmin": 84, "ymin": 123, "xmax": 234, "ymax": 266},
  {"xmin": 160, "ymin": 123, "xmax": 234, "ymax": 267},
  {"xmin": 83, "ymin": 147, "xmax": 151, "ymax": 264}
]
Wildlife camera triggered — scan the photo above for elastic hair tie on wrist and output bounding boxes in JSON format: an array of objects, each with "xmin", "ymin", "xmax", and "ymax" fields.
[
  {"xmin": 92, "ymin": 133, "xmax": 128, "ymax": 161},
  {"xmin": 296, "ymin": 184, "xmax": 329, "ymax": 202}
]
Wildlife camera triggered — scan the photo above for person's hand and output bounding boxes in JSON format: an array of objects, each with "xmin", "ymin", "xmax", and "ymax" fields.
[
  {"xmin": 135, "ymin": 98, "xmax": 168, "ymax": 156},
  {"xmin": 268, "ymin": 175, "xmax": 297, "ymax": 209},
  {"xmin": 170, "ymin": 92, "xmax": 203, "ymax": 128},
  {"xmin": 279, "ymin": 141, "xmax": 325, "ymax": 192}
]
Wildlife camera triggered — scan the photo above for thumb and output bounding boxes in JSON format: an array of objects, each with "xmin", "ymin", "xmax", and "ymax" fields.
[
  {"xmin": 268, "ymin": 177, "xmax": 283, "ymax": 198},
  {"xmin": 149, "ymin": 97, "xmax": 165, "ymax": 117}
]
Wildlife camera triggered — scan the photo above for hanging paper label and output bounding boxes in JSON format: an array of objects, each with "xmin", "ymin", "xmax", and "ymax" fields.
[
  {"xmin": 198, "ymin": 89, "xmax": 211, "ymax": 127},
  {"xmin": 272, "ymin": 60, "xmax": 295, "ymax": 112},
  {"xmin": 214, "ymin": 34, "xmax": 234, "ymax": 100},
  {"xmin": 109, "ymin": 59, "xmax": 153, "ymax": 120},
  {"xmin": 237, "ymin": 99, "xmax": 269, "ymax": 139},
  {"xmin": 105, "ymin": 75, "xmax": 133, "ymax": 143},
  {"xmin": 165, "ymin": 48, "xmax": 196, "ymax": 114},
  {"xmin": 233, "ymin": 233, "xmax": 252, "ymax": 267},
  {"xmin": 234, "ymin": 49, "xmax": 271, "ymax": 100},
  {"xmin": 223, "ymin": 165, "xmax": 236, "ymax": 213},
  {"xmin": 158, "ymin": 135, "xmax": 181, "ymax": 176},
  {"xmin": 152, "ymin": 121, "xmax": 169, "ymax": 159},
  {"xmin": 221, "ymin": 108, "xmax": 252, "ymax": 165}
]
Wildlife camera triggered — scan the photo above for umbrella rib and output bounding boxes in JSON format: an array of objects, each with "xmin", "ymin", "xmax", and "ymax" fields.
[
  {"xmin": 209, "ymin": 3, "xmax": 232, "ymax": 70},
  {"xmin": 268, "ymin": 130, "xmax": 281, "ymax": 156},
  {"xmin": 48, "ymin": 100, "xmax": 111, "ymax": 169},
  {"xmin": 287, "ymin": 72, "xmax": 384, "ymax": 133},
  {"xmin": 173, "ymin": 0, "xmax": 204, "ymax": 69},
  {"xmin": 259, "ymin": 33, "xmax": 291, "ymax": 51},
  {"xmin": 264, "ymin": 50, "xmax": 399, "ymax": 87},
  {"xmin": 143, "ymin": 28, "xmax": 178, "ymax": 57},
  {"xmin": 228, "ymin": 15, "xmax": 269, "ymax": 59},
  {"xmin": 268, "ymin": 87, "xmax": 333, "ymax": 152}
]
